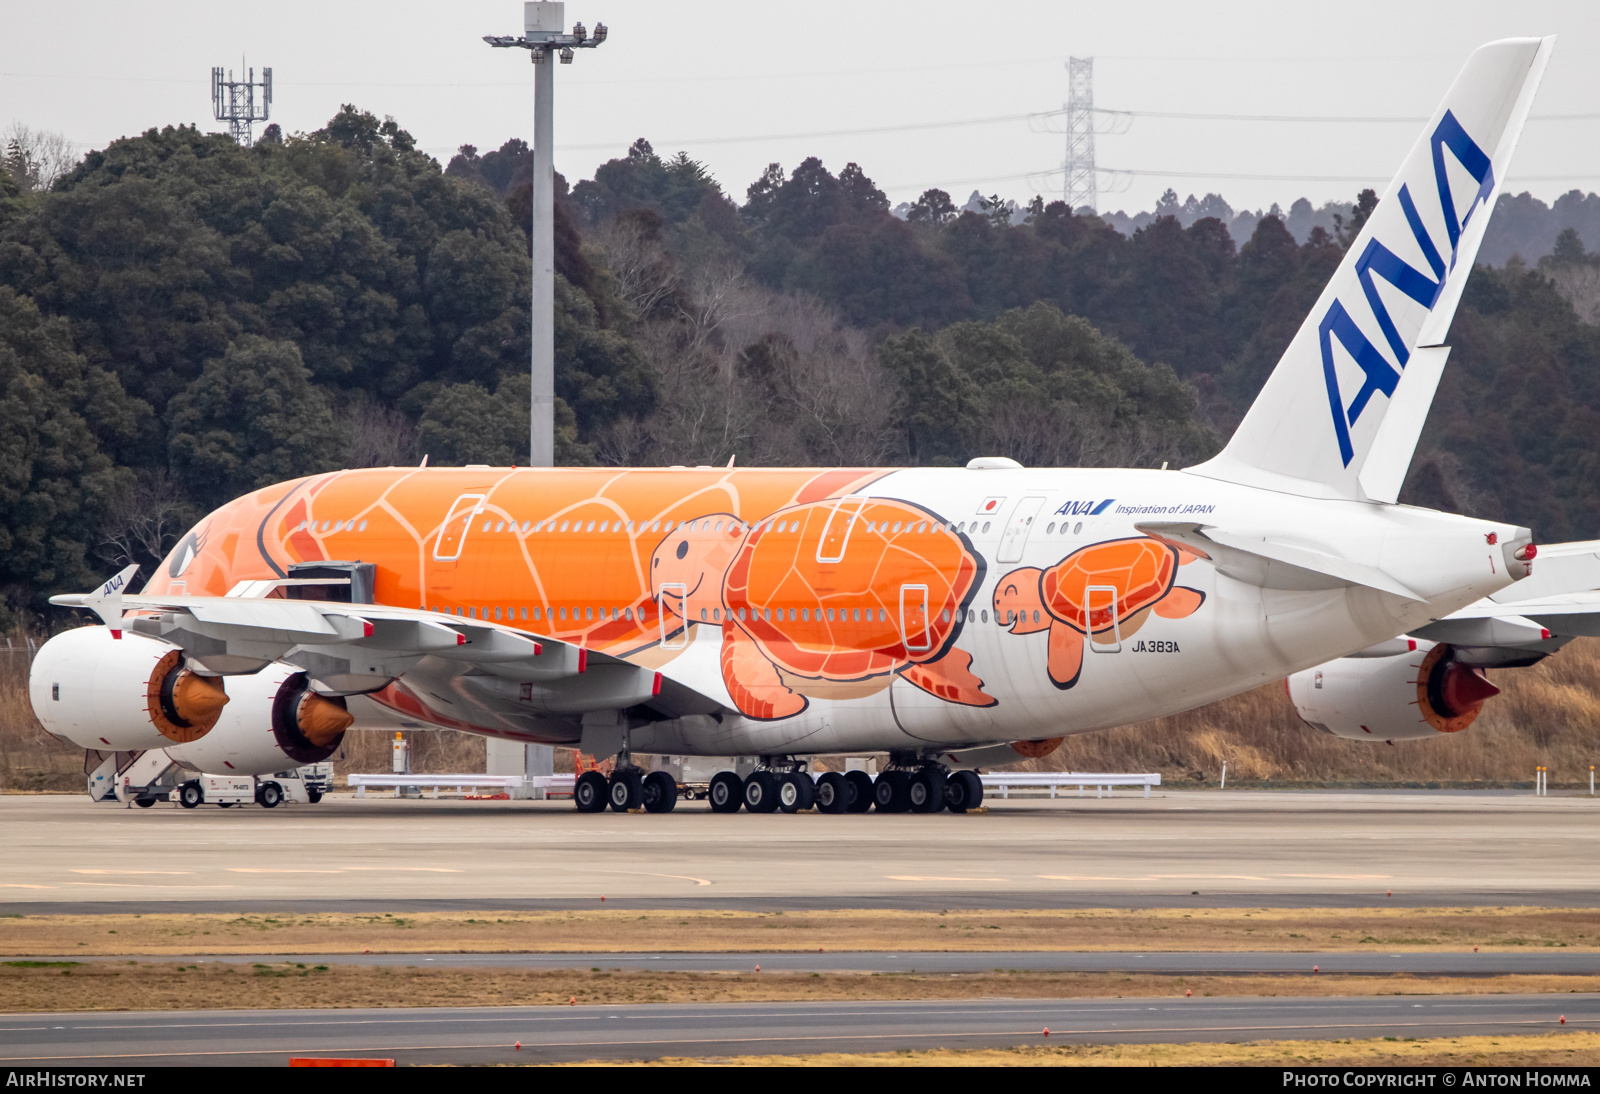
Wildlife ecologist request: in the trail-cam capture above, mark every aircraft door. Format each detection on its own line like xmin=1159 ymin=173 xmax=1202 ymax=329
xmin=1087 ymin=584 xmax=1122 ymax=652
xmin=816 ymin=496 xmax=866 ymax=564
xmin=425 ymin=493 xmax=486 ymax=612
xmin=659 ymin=583 xmax=688 ymax=650
xmin=996 ymin=496 xmax=1046 ymax=563
xmin=433 ymin=494 xmax=485 ymax=562
xmin=899 ymin=583 xmax=931 ymax=652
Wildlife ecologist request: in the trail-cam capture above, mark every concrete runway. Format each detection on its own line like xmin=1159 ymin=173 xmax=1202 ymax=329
xmin=2 ymin=790 xmax=1596 ymax=911
xmin=19 ymin=950 xmax=1600 ymax=975
xmin=3 ymin=994 xmax=1593 ymax=1065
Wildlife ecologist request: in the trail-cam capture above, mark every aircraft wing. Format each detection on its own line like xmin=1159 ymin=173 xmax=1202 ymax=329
xmin=1408 ymin=541 xmax=1600 ymax=666
xmin=49 ymin=586 xmax=726 ymax=723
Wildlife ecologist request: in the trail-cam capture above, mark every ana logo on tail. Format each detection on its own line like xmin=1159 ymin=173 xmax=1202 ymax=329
xmin=1323 ymin=111 xmax=1493 ymax=466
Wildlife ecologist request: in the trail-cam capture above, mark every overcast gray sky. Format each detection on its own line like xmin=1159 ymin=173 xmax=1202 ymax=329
xmin=3 ymin=0 xmax=1597 ymax=215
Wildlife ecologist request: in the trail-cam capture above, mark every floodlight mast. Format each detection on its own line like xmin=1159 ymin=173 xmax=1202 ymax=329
xmin=484 ymin=3 xmax=608 ymax=469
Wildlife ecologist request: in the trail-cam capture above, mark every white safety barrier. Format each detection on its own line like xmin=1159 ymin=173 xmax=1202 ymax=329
xmin=349 ymin=773 xmax=576 ymax=798
xmin=979 ymin=772 xmax=1162 ymax=799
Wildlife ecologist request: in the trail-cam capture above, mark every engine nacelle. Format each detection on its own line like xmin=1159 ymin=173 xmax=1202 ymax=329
xmin=30 ymin=627 xmax=229 ymax=751
xmin=166 ymin=664 xmax=354 ymax=774
xmin=1288 ymin=639 xmax=1500 ymax=742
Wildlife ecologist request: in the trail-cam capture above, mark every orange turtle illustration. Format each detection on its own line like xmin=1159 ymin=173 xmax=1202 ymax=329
xmin=650 ymin=499 xmax=992 ymax=720
xmin=994 ymin=537 xmax=1205 ymax=690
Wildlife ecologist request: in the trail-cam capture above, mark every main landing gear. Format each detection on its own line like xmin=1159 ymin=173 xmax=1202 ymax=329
xmin=573 ymin=752 xmax=679 ymax=815
xmin=571 ymin=745 xmax=983 ymax=816
xmin=706 ymin=755 xmax=982 ymax=815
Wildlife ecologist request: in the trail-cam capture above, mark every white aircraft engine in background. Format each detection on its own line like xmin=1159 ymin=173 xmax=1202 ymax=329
xmin=165 ymin=664 xmax=354 ymax=774
xmin=29 ymin=626 xmax=228 ymax=751
xmin=1287 ymin=639 xmax=1501 ymax=742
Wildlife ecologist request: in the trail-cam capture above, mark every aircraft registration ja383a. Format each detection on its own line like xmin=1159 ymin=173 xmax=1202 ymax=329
xmin=33 ymin=36 xmax=1600 ymax=816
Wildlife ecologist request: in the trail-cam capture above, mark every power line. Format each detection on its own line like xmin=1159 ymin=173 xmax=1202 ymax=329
xmin=552 ymin=113 xmax=1029 ymax=152
xmin=886 ymin=168 xmax=1600 ymax=194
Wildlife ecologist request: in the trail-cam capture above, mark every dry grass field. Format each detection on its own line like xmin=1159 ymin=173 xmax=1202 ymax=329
xmin=2 ymin=906 xmax=1594 ymax=957
xmin=572 ymin=1032 xmax=1600 ymax=1067
xmin=2 ymin=960 xmax=1596 ymax=1013
xmin=5 ymin=632 xmax=1598 ymax=792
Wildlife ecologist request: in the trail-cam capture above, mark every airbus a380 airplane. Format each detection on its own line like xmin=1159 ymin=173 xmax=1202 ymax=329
xmin=30 ymin=37 xmax=1597 ymax=816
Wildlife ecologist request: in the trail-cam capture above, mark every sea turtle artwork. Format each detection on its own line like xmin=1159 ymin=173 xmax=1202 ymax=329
xmin=651 ymin=499 xmax=993 ymax=720
xmin=994 ymin=537 xmax=1205 ymax=690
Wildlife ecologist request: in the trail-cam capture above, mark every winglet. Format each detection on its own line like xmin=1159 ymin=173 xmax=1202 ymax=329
xmin=88 ymin=564 xmax=140 ymax=638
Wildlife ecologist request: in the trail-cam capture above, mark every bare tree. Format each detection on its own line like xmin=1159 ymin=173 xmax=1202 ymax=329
xmin=594 ymin=269 xmax=899 ymax=469
xmin=1 ymin=124 xmax=81 ymax=192
xmin=344 ymin=398 xmax=419 ymax=468
xmin=588 ymin=217 xmax=682 ymax=320
xmin=1548 ymin=265 xmax=1600 ymax=326
xmin=97 ymin=471 xmax=196 ymax=585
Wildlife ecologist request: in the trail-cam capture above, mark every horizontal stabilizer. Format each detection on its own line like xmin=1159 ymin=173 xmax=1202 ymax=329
xmin=1487 ymin=539 xmax=1600 ymax=604
xmin=1137 ymin=521 xmax=1423 ymax=601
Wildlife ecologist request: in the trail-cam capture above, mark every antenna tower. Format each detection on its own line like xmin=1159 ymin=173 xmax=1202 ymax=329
xmin=211 ymin=65 xmax=272 ymax=146
xmin=1063 ymin=57 xmax=1096 ymax=213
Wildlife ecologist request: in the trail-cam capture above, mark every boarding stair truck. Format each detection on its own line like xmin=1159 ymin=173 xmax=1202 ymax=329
xmin=84 ymin=748 xmax=187 ymax=807
xmin=170 ymin=762 xmax=333 ymax=809
xmin=83 ymin=747 xmax=333 ymax=809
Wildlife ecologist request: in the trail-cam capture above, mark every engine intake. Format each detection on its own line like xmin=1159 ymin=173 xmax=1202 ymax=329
xmin=1287 ymin=638 xmax=1499 ymax=742
xmin=31 ymin=627 xmax=228 ymax=751
xmin=273 ymin=674 xmax=355 ymax=764
xmin=166 ymin=667 xmax=354 ymax=774
xmin=1418 ymin=643 xmax=1500 ymax=731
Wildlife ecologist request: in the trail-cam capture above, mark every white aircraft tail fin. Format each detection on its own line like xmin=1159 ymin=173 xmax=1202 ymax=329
xmin=1189 ymin=37 xmax=1554 ymax=502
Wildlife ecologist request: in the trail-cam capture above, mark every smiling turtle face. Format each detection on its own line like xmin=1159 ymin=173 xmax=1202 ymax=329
xmin=649 ymin=514 xmax=744 ymax=621
xmin=993 ymin=568 xmax=1050 ymax=634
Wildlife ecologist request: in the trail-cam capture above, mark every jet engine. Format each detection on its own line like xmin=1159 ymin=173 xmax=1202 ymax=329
xmin=30 ymin=627 xmax=229 ymax=751
xmin=165 ymin=664 xmax=354 ymax=774
xmin=1287 ymin=639 xmax=1500 ymax=741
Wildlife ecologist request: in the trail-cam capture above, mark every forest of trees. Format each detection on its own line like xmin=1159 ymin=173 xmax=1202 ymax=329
xmin=0 ymin=110 xmax=1598 ymax=631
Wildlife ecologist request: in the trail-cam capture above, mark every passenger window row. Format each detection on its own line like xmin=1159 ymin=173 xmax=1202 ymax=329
xmin=430 ymin=603 xmax=657 ymax=623
xmin=298 ymin=519 xmax=368 ymax=533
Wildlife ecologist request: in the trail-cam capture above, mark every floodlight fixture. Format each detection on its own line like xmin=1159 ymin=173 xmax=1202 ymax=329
xmin=560 ymin=47 xmax=574 ymax=63
xmin=592 ymin=23 xmax=607 ymax=43
xmin=573 ymin=22 xmax=587 ymax=41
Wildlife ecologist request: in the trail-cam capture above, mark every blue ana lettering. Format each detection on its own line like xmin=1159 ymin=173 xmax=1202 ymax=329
xmin=1323 ymin=108 xmax=1493 ymax=467
xmin=1054 ymin=499 xmax=1115 ymax=517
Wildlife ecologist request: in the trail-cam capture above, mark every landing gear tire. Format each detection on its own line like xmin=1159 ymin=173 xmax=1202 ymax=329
xmin=777 ymin=772 xmax=815 ymax=814
xmin=944 ymin=769 xmax=983 ymax=813
xmin=873 ymin=771 xmax=910 ymax=813
xmin=178 ymin=782 xmax=203 ymax=810
xmin=743 ymin=771 xmax=779 ymax=813
xmin=909 ymin=768 xmax=946 ymax=813
xmin=709 ymin=771 xmax=743 ymax=813
xmin=814 ymin=772 xmax=849 ymax=814
xmin=307 ymin=788 xmax=323 ymax=804
xmin=257 ymin=782 xmax=283 ymax=809
xmin=642 ymin=770 xmax=678 ymax=814
xmin=134 ymin=797 xmax=156 ymax=809
xmin=574 ymin=771 xmax=609 ymax=813
xmin=843 ymin=770 xmax=874 ymax=813
xmin=609 ymin=769 xmax=644 ymax=812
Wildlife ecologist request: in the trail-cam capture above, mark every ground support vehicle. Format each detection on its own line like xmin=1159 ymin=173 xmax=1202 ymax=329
xmin=169 ymin=763 xmax=332 ymax=810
